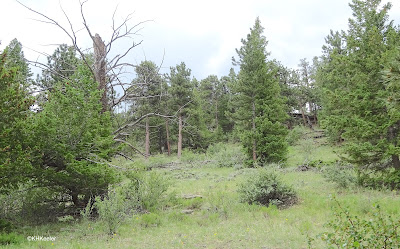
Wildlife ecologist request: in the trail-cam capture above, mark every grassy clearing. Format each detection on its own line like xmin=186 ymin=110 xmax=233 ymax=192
xmin=5 ymin=137 xmax=400 ymax=248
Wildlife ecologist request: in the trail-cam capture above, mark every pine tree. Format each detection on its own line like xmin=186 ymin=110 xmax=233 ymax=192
xmin=168 ymin=62 xmax=193 ymax=158
xmin=129 ymin=61 xmax=163 ymax=158
xmin=230 ymin=17 xmax=288 ymax=164
xmin=29 ymin=60 xmax=117 ymax=207
xmin=318 ymin=0 xmax=400 ymax=172
xmin=0 ymin=48 xmax=34 ymax=192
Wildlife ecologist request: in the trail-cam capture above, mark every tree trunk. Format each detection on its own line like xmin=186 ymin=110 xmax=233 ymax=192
xmin=165 ymin=119 xmax=171 ymax=156
xmin=178 ymin=113 xmax=182 ymax=158
xmin=300 ymin=105 xmax=307 ymax=126
xmin=145 ymin=117 xmax=150 ymax=159
xmin=93 ymin=34 xmax=107 ymax=113
xmin=215 ymin=99 xmax=219 ymax=130
xmin=252 ymin=101 xmax=257 ymax=161
xmin=158 ymin=126 xmax=163 ymax=154
xmin=392 ymin=154 xmax=400 ymax=170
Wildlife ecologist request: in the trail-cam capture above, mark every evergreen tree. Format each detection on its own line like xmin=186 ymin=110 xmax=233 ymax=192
xmin=4 ymin=39 xmax=32 ymax=85
xmin=129 ymin=61 xmax=163 ymax=157
xmin=39 ymin=44 xmax=79 ymax=90
xmin=168 ymin=62 xmax=193 ymax=158
xmin=230 ymin=17 xmax=288 ymax=164
xmin=29 ymin=60 xmax=117 ymax=207
xmin=0 ymin=48 xmax=34 ymax=192
xmin=318 ymin=0 xmax=400 ymax=172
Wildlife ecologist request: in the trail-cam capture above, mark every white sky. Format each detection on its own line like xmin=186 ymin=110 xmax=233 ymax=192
xmin=1 ymin=0 xmax=400 ymax=80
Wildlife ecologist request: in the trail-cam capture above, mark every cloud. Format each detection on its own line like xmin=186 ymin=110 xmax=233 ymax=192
xmin=2 ymin=0 xmax=400 ymax=80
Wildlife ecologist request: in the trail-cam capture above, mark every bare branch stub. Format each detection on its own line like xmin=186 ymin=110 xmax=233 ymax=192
xmin=93 ymin=34 xmax=108 ymax=112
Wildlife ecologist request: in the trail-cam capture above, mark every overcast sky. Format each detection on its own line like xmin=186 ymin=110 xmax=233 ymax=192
xmin=1 ymin=0 xmax=400 ymax=80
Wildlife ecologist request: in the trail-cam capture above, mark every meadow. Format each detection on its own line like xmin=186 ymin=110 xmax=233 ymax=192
xmin=3 ymin=131 xmax=400 ymax=249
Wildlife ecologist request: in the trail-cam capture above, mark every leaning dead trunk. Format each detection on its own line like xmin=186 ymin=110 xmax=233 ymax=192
xmin=93 ymin=34 xmax=107 ymax=113
xmin=177 ymin=113 xmax=182 ymax=158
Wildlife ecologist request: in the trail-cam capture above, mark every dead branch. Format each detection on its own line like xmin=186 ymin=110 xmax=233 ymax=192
xmin=114 ymin=139 xmax=146 ymax=157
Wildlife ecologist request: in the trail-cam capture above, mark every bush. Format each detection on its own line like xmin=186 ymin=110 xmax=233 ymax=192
xmin=206 ymin=143 xmax=246 ymax=168
xmin=137 ymin=213 xmax=162 ymax=228
xmin=315 ymin=197 xmax=400 ymax=248
xmin=286 ymin=125 xmax=308 ymax=145
xmin=358 ymin=168 xmax=400 ymax=190
xmin=238 ymin=170 xmax=297 ymax=208
xmin=0 ymin=219 xmax=13 ymax=234
xmin=322 ymin=161 xmax=357 ymax=189
xmin=124 ymin=171 xmax=170 ymax=212
xmin=95 ymin=188 xmax=128 ymax=235
xmin=0 ymin=184 xmax=70 ymax=225
xmin=0 ymin=232 xmax=24 ymax=245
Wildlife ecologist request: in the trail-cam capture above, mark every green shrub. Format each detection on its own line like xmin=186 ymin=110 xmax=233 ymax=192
xmin=322 ymin=162 xmax=357 ymax=189
xmin=315 ymin=197 xmax=400 ymax=248
xmin=358 ymin=168 xmax=400 ymax=190
xmin=0 ymin=232 xmax=24 ymax=245
xmin=95 ymin=188 xmax=128 ymax=235
xmin=286 ymin=125 xmax=307 ymax=145
xmin=138 ymin=213 xmax=162 ymax=227
xmin=0 ymin=184 xmax=68 ymax=225
xmin=206 ymin=143 xmax=246 ymax=168
xmin=0 ymin=219 xmax=13 ymax=234
xmin=124 ymin=171 xmax=170 ymax=212
xmin=238 ymin=170 xmax=297 ymax=208
xmin=205 ymin=191 xmax=231 ymax=219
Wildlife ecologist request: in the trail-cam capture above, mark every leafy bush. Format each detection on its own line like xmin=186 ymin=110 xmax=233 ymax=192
xmin=0 ymin=184 xmax=70 ymax=225
xmin=0 ymin=219 xmax=13 ymax=234
xmin=206 ymin=143 xmax=246 ymax=168
xmin=0 ymin=232 xmax=24 ymax=245
xmin=286 ymin=125 xmax=308 ymax=145
xmin=95 ymin=188 xmax=128 ymax=235
xmin=322 ymin=161 xmax=357 ymax=189
xmin=315 ymin=197 xmax=400 ymax=248
xmin=93 ymin=170 xmax=170 ymax=235
xmin=124 ymin=171 xmax=170 ymax=212
xmin=137 ymin=213 xmax=162 ymax=227
xmin=358 ymin=168 xmax=400 ymax=190
xmin=238 ymin=170 xmax=297 ymax=208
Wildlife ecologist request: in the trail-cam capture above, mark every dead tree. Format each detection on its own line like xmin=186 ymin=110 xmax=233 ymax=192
xmin=17 ymin=0 xmax=175 ymax=157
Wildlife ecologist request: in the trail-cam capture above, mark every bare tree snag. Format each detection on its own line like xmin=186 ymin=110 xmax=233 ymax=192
xmin=93 ymin=33 xmax=108 ymax=112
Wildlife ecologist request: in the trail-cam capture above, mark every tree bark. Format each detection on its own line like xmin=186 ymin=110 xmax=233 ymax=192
xmin=145 ymin=116 xmax=150 ymax=159
xmin=252 ymin=101 xmax=257 ymax=161
xmin=93 ymin=34 xmax=107 ymax=113
xmin=178 ymin=113 xmax=183 ymax=158
xmin=165 ymin=119 xmax=171 ymax=156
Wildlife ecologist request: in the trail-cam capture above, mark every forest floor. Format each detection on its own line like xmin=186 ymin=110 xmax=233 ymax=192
xmin=6 ymin=131 xmax=400 ymax=248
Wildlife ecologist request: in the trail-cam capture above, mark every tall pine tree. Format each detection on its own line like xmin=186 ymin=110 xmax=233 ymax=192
xmin=318 ymin=0 xmax=400 ymax=174
xmin=230 ymin=17 xmax=288 ymax=164
xmin=168 ymin=62 xmax=193 ymax=158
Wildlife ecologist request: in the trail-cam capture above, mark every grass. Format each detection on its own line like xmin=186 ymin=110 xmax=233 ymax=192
xmin=4 ymin=132 xmax=400 ymax=248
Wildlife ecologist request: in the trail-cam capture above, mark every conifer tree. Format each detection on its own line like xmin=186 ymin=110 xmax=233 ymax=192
xmin=168 ymin=62 xmax=193 ymax=158
xmin=0 ymin=48 xmax=34 ymax=192
xmin=319 ymin=0 xmax=400 ymax=172
xmin=230 ymin=17 xmax=288 ymax=164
